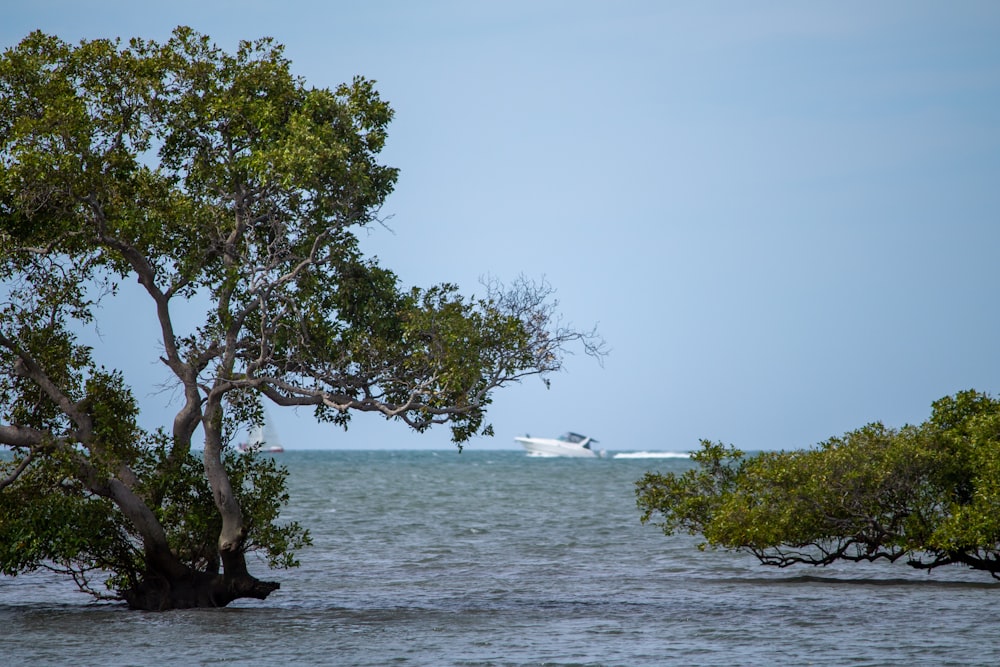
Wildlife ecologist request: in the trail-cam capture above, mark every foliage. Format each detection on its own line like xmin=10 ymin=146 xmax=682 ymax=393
xmin=0 ymin=27 xmax=602 ymax=607
xmin=0 ymin=436 xmax=308 ymax=598
xmin=636 ymin=391 xmax=1000 ymax=578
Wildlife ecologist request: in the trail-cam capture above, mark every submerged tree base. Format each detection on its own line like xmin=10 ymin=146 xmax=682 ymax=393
xmin=123 ymin=572 xmax=280 ymax=611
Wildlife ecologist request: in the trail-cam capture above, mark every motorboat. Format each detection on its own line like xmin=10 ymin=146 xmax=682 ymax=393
xmin=515 ymin=432 xmax=603 ymax=458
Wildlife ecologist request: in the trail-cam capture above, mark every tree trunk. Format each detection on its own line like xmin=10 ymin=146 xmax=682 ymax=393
xmin=112 ymin=398 xmax=283 ymax=611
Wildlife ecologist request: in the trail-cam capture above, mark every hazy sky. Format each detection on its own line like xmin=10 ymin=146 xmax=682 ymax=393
xmin=4 ymin=2 xmax=999 ymax=451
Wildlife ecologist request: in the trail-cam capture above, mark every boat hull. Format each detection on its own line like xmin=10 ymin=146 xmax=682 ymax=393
xmin=515 ymin=437 xmax=600 ymax=458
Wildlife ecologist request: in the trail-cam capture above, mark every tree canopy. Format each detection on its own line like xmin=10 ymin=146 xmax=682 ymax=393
xmin=0 ymin=27 xmax=603 ymax=609
xmin=636 ymin=391 xmax=1000 ymax=579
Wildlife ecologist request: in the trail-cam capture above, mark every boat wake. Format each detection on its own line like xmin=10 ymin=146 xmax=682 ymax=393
xmin=612 ymin=451 xmax=691 ymax=459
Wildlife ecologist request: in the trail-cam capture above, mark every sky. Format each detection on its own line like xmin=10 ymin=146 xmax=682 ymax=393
xmin=4 ymin=1 xmax=1000 ymax=451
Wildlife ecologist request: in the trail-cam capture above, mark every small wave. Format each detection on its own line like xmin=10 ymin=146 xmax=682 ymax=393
xmin=612 ymin=451 xmax=691 ymax=459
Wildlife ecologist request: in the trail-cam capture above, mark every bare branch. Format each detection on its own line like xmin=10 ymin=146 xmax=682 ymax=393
xmin=0 ymin=446 xmax=36 ymax=490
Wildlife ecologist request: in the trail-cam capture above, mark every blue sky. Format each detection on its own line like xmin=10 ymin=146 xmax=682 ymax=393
xmin=4 ymin=2 xmax=1000 ymax=451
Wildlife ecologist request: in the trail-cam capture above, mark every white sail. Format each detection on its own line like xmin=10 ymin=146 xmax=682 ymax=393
xmin=241 ymin=409 xmax=284 ymax=452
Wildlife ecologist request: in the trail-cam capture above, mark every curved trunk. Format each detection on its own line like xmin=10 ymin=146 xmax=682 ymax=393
xmin=109 ymin=457 xmax=280 ymax=610
xmin=104 ymin=479 xmax=188 ymax=581
xmin=121 ymin=394 xmax=280 ymax=612
xmin=203 ymin=408 xmax=246 ymax=556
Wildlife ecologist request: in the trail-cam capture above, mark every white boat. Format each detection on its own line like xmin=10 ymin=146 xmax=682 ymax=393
xmin=515 ymin=432 xmax=603 ymax=458
xmin=238 ymin=411 xmax=285 ymax=453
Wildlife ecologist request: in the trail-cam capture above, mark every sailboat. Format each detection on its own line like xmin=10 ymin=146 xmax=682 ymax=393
xmin=237 ymin=410 xmax=285 ymax=453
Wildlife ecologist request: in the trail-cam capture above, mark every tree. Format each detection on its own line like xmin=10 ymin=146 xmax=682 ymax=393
xmin=636 ymin=391 xmax=1000 ymax=579
xmin=0 ymin=28 xmax=604 ymax=610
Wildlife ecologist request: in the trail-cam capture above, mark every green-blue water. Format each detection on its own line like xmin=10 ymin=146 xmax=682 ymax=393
xmin=3 ymin=449 xmax=1000 ymax=666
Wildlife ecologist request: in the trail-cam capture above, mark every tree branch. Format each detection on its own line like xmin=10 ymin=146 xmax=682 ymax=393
xmin=0 ymin=443 xmax=36 ymax=490
xmin=0 ymin=330 xmax=94 ymax=438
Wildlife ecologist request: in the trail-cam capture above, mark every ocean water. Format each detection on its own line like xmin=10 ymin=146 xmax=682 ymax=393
xmin=3 ymin=449 xmax=1000 ymax=666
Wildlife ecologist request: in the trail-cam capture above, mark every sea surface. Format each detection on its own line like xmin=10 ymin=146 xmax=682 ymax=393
xmin=3 ymin=449 xmax=1000 ymax=666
